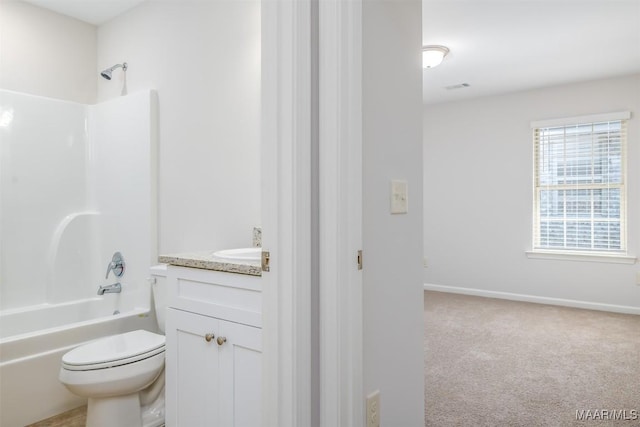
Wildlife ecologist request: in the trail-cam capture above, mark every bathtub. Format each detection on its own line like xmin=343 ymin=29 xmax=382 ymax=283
xmin=0 ymin=299 xmax=157 ymax=426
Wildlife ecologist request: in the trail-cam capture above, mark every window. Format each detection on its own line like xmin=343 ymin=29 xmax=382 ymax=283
xmin=532 ymin=112 xmax=630 ymax=254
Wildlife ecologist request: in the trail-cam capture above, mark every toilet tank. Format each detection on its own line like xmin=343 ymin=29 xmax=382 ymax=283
xmin=149 ymin=264 xmax=168 ymax=333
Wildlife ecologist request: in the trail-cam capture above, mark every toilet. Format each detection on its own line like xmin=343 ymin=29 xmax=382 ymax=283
xmin=59 ymin=265 xmax=167 ymax=427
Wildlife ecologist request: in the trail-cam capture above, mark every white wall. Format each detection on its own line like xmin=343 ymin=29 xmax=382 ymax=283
xmin=423 ymin=74 xmax=640 ymax=312
xmin=362 ymin=0 xmax=425 ymax=425
xmin=97 ymin=0 xmax=261 ymax=255
xmin=0 ymin=0 xmax=97 ymax=104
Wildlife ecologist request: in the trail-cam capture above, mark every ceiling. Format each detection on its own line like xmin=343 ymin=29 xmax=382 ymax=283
xmin=20 ymin=0 xmax=640 ymax=105
xmin=22 ymin=0 xmax=144 ymax=25
xmin=423 ymin=0 xmax=640 ymax=105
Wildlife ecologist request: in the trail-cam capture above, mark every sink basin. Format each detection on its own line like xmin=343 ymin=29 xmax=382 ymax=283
xmin=212 ymin=247 xmax=261 ymax=263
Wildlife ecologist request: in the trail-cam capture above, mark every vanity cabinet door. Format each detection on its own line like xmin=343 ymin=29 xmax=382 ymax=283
xmin=165 ymin=308 xmax=220 ymax=427
xmin=166 ymin=308 xmax=262 ymax=427
xmin=218 ymin=320 xmax=262 ymax=427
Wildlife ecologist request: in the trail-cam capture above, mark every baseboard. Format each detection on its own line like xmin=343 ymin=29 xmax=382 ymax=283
xmin=423 ymin=283 xmax=640 ymax=315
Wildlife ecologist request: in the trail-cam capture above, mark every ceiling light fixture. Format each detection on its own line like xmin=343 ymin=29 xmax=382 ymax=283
xmin=422 ymin=45 xmax=450 ymax=69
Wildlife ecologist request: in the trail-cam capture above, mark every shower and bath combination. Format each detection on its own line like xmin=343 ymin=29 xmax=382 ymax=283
xmin=100 ymin=62 xmax=128 ymax=80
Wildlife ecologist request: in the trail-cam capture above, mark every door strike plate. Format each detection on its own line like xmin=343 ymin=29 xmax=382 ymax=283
xmin=262 ymin=250 xmax=271 ymax=272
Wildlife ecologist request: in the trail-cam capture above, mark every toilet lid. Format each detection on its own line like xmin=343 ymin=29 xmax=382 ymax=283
xmin=62 ymin=330 xmax=165 ymax=371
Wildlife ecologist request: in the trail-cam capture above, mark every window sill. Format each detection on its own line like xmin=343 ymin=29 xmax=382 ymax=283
xmin=525 ymin=250 xmax=637 ymax=265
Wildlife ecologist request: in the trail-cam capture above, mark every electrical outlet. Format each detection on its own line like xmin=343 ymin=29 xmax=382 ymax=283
xmin=423 ymin=257 xmax=428 ymax=268
xmin=366 ymin=391 xmax=380 ymax=427
xmin=636 ymin=272 xmax=640 ymax=285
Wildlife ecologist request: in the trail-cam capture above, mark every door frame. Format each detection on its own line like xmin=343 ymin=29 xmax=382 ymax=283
xmin=318 ymin=0 xmax=363 ymax=426
xmin=261 ymin=0 xmax=312 ymax=426
xmin=261 ymin=0 xmax=363 ymax=425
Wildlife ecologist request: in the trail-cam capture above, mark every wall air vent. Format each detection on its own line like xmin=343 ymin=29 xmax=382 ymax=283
xmin=444 ymin=83 xmax=470 ymax=90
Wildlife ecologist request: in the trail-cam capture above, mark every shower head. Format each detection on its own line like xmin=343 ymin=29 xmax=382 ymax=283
xmin=100 ymin=62 xmax=128 ymax=80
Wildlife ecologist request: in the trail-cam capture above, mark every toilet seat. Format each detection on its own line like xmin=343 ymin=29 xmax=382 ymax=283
xmin=62 ymin=330 xmax=165 ymax=371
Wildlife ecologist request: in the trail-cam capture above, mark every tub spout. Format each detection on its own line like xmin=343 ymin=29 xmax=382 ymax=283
xmin=98 ymin=282 xmax=122 ymax=295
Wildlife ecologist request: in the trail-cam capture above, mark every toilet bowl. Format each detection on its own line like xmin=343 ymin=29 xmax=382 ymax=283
xmin=59 ymin=265 xmax=167 ymax=427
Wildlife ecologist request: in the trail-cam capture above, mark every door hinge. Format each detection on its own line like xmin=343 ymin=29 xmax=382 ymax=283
xmin=357 ymin=250 xmax=363 ymax=270
xmin=261 ymin=250 xmax=270 ymax=272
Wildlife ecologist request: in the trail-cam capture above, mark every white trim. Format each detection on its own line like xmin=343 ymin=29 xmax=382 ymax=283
xmin=423 ymin=283 xmax=640 ymax=315
xmin=319 ymin=0 xmax=363 ymax=426
xmin=261 ymin=0 xmax=312 ymax=426
xmin=530 ymin=111 xmax=631 ymax=128
xmin=526 ymin=250 xmax=636 ymax=264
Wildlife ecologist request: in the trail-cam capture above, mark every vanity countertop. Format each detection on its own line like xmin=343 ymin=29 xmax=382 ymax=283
xmin=158 ymin=251 xmax=262 ymax=276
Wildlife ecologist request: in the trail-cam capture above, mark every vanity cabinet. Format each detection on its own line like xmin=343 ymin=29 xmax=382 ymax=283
xmin=165 ymin=266 xmax=261 ymax=427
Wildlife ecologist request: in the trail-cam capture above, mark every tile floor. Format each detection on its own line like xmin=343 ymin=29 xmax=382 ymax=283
xmin=26 ymin=406 xmax=86 ymax=427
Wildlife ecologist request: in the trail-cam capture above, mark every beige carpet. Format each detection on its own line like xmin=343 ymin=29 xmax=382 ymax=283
xmin=424 ymin=291 xmax=640 ymax=426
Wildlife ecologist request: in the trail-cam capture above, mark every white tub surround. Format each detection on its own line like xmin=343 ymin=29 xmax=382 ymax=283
xmin=1 ymin=89 xmax=158 ymax=315
xmin=158 ymin=251 xmax=261 ymax=276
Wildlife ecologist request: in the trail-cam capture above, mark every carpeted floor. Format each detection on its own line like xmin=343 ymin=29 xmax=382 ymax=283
xmin=424 ymin=291 xmax=640 ymax=426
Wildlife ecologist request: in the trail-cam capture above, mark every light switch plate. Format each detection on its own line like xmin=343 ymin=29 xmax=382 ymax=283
xmin=390 ymin=180 xmax=408 ymax=214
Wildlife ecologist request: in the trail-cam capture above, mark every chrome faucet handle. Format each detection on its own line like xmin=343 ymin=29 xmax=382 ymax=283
xmin=105 ymin=261 xmax=115 ymax=278
xmin=105 ymin=252 xmax=125 ymax=279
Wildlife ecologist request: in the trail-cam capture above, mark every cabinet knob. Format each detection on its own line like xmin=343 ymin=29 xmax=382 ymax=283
xmin=217 ymin=336 xmax=227 ymax=346
xmin=205 ymin=333 xmax=215 ymax=342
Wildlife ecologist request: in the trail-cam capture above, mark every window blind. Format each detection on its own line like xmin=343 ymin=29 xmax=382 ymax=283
xmin=532 ymin=114 xmax=628 ymax=253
